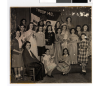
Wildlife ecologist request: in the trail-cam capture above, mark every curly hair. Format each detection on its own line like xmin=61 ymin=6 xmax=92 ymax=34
xmin=82 ymin=24 xmax=89 ymax=31
xmin=63 ymin=48 xmax=69 ymax=56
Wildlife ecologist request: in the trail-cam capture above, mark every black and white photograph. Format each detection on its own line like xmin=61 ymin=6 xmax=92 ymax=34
xmin=10 ymin=6 xmax=92 ymax=83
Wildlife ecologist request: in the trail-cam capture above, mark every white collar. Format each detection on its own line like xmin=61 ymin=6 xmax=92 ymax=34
xmin=64 ymin=54 xmax=68 ymax=57
xmin=38 ymin=32 xmax=43 ymax=33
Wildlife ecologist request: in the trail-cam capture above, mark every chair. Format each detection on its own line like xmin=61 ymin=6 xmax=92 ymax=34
xmin=23 ymin=67 xmax=35 ymax=82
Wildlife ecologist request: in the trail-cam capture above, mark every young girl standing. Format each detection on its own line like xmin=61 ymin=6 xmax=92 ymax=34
xmin=76 ymin=25 xmax=82 ymax=41
xmin=42 ymin=49 xmax=57 ymax=77
xmin=45 ymin=25 xmax=55 ymax=56
xmin=54 ymin=28 xmax=63 ymax=64
xmin=36 ymin=26 xmax=45 ymax=61
xmin=78 ymin=33 xmax=89 ymax=75
xmin=61 ymin=23 xmax=69 ymax=50
xmin=82 ymin=24 xmax=91 ymax=56
xmin=67 ymin=28 xmax=79 ymax=64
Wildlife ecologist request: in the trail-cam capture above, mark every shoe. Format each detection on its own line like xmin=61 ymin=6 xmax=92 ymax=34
xmin=83 ymin=72 xmax=86 ymax=75
xmin=51 ymin=75 xmax=54 ymax=78
xmin=47 ymin=74 xmax=54 ymax=78
xmin=62 ymin=73 xmax=65 ymax=76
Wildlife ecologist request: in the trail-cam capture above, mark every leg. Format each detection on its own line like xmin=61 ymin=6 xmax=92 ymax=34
xmin=18 ymin=67 xmax=21 ymax=77
xmin=14 ymin=67 xmax=18 ymax=79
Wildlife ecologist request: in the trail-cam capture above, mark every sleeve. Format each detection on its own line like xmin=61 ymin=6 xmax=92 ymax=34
xmin=11 ymin=40 xmax=15 ymax=50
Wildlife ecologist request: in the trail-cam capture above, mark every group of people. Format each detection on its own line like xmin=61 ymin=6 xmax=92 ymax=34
xmin=11 ymin=17 xmax=91 ymax=81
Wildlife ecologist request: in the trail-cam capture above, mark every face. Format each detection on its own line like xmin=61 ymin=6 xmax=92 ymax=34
xmin=77 ymin=27 xmax=81 ymax=32
xmin=57 ymin=29 xmax=61 ymax=34
xmin=48 ymin=26 xmax=52 ymax=31
xmin=62 ymin=26 xmax=66 ymax=30
xmin=30 ymin=24 xmax=33 ymax=29
xmin=81 ymin=34 xmax=85 ymax=40
xmin=83 ymin=25 xmax=88 ymax=31
xmin=39 ymin=27 xmax=42 ymax=32
xmin=20 ymin=26 xmax=25 ymax=32
xmin=26 ymin=43 xmax=31 ymax=50
xmin=64 ymin=49 xmax=68 ymax=55
xmin=40 ymin=21 xmax=43 ymax=25
xmin=67 ymin=17 xmax=71 ymax=22
xmin=47 ymin=22 xmax=51 ymax=26
xmin=71 ymin=29 xmax=75 ymax=34
xmin=46 ymin=50 xmax=50 ymax=55
xmin=16 ymin=31 xmax=20 ymax=37
xmin=57 ymin=22 xmax=60 ymax=27
xmin=22 ymin=20 xmax=26 ymax=25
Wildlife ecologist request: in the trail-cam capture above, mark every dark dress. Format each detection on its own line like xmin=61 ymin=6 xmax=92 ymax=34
xmin=45 ymin=31 xmax=55 ymax=55
xmin=22 ymin=48 xmax=45 ymax=80
xmin=11 ymin=38 xmax=24 ymax=68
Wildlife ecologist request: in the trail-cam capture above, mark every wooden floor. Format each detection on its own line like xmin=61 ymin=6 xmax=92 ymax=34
xmin=11 ymin=57 xmax=92 ymax=83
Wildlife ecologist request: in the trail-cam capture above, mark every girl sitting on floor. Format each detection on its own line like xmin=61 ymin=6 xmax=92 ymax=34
xmin=57 ymin=48 xmax=71 ymax=75
xmin=42 ymin=49 xmax=57 ymax=78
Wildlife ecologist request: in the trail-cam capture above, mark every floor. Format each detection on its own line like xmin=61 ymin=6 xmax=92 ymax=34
xmin=11 ymin=57 xmax=92 ymax=83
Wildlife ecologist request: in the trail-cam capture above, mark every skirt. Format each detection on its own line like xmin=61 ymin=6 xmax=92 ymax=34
xmin=12 ymin=54 xmax=24 ymax=68
xmin=78 ymin=48 xmax=88 ymax=63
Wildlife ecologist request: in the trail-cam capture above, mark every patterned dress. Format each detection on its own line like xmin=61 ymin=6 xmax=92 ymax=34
xmin=57 ymin=55 xmax=71 ymax=74
xmin=82 ymin=31 xmax=91 ymax=56
xmin=78 ymin=40 xmax=89 ymax=63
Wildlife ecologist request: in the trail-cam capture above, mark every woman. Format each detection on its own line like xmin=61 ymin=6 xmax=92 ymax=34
xmin=82 ymin=24 xmax=91 ymax=56
xmin=78 ymin=33 xmax=89 ymax=75
xmin=67 ymin=28 xmax=79 ymax=64
xmin=54 ymin=21 xmax=61 ymax=33
xmin=57 ymin=48 xmax=71 ymax=75
xmin=25 ymin=22 xmax=38 ymax=60
xmin=17 ymin=19 xmax=27 ymax=32
xmin=45 ymin=25 xmax=55 ymax=56
xmin=11 ymin=30 xmax=24 ymax=80
xmin=76 ymin=25 xmax=82 ymax=41
xmin=61 ymin=23 xmax=69 ymax=50
xmin=54 ymin=28 xmax=63 ymax=64
xmin=66 ymin=16 xmax=73 ymax=30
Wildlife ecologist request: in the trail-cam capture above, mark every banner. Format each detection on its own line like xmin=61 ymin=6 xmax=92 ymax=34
xmin=31 ymin=8 xmax=61 ymax=21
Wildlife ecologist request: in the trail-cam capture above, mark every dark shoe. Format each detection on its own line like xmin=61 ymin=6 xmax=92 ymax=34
xmin=31 ymin=78 xmax=35 ymax=81
xmin=51 ymin=75 xmax=54 ymax=78
xmin=83 ymin=72 xmax=86 ymax=75
xmin=47 ymin=74 xmax=54 ymax=78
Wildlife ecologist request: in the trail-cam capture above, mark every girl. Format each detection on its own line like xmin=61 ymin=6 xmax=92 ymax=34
xmin=17 ymin=19 xmax=27 ymax=31
xmin=76 ymin=25 xmax=82 ymax=41
xmin=61 ymin=23 xmax=69 ymax=50
xmin=67 ymin=28 xmax=79 ymax=64
xmin=54 ymin=21 xmax=61 ymax=33
xmin=54 ymin=28 xmax=63 ymax=64
xmin=66 ymin=16 xmax=73 ymax=30
xmin=11 ymin=30 xmax=24 ymax=80
xmin=36 ymin=26 xmax=45 ymax=61
xmin=57 ymin=48 xmax=71 ymax=75
xmin=78 ymin=33 xmax=89 ymax=75
xmin=82 ymin=24 xmax=91 ymax=56
xmin=42 ymin=49 xmax=57 ymax=77
xmin=45 ymin=25 xmax=55 ymax=56
xmin=25 ymin=22 xmax=38 ymax=60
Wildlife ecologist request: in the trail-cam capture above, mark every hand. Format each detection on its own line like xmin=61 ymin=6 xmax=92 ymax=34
xmin=19 ymin=51 xmax=22 ymax=54
xmin=45 ymin=39 xmax=48 ymax=42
